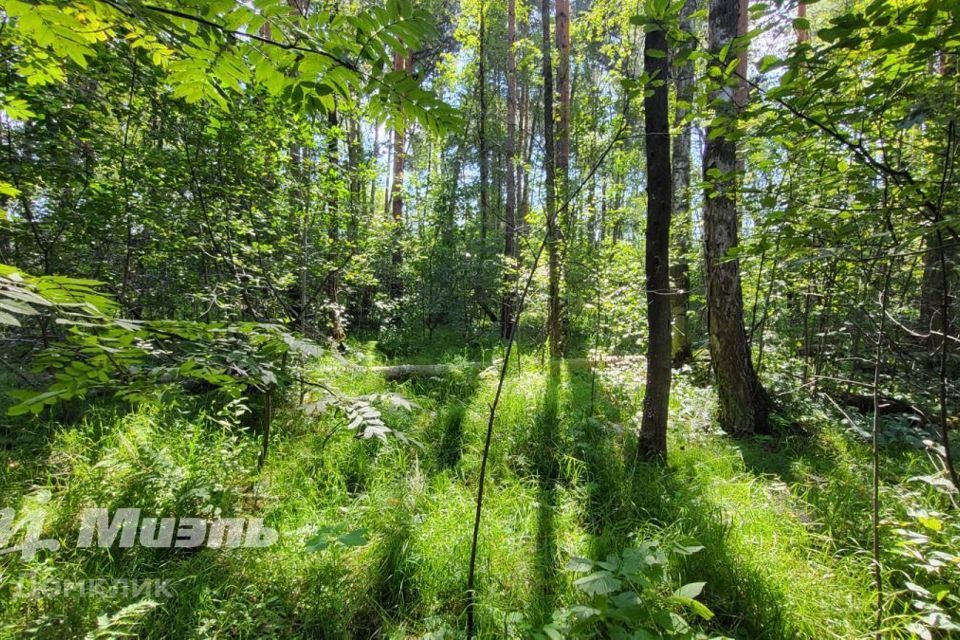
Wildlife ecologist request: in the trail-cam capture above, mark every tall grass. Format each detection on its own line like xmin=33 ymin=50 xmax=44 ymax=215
xmin=0 ymin=349 xmax=949 ymax=638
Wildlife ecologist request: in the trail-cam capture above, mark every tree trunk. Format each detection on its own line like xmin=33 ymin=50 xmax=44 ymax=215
xmin=795 ymin=1 xmax=809 ymax=42
xmin=555 ymin=0 xmax=570 ymax=186
xmin=325 ymin=109 xmax=346 ymax=343
xmin=476 ymin=2 xmax=492 ymax=327
xmin=389 ymin=51 xmax=412 ymax=301
xmin=638 ymin=26 xmax=672 ymax=460
xmin=670 ymin=0 xmax=696 ymax=365
xmin=501 ymin=0 xmax=519 ymax=339
xmin=478 ymin=2 xmax=489 ymax=259
xmin=347 ymin=118 xmax=362 ymax=244
xmin=920 ymin=229 xmax=957 ymax=354
xmin=703 ymin=0 xmax=769 ymax=435
xmin=555 ymin=0 xmax=571 ymax=353
xmin=542 ymin=0 xmax=561 ymax=359
xmin=734 ymin=0 xmax=748 ymax=110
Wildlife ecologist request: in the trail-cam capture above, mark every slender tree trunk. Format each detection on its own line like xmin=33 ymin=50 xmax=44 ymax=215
xmin=325 ymin=109 xmax=346 ymax=343
xmin=795 ymin=1 xmax=809 ymax=42
xmin=477 ymin=2 xmax=492 ymax=324
xmin=936 ymin=226 xmax=960 ymax=492
xmin=933 ymin=121 xmax=960 ymax=492
xmin=390 ymin=51 xmax=412 ymax=300
xmin=921 ymin=230 xmax=957 ymax=352
xmin=703 ymin=0 xmax=769 ymax=435
xmin=734 ymin=0 xmax=748 ymax=110
xmin=555 ymin=0 xmax=569 ymax=181
xmin=347 ymin=118 xmax=362 ymax=244
xmin=670 ymin=0 xmax=696 ymax=365
xmin=520 ymin=79 xmax=535 ymax=241
xmin=478 ymin=2 xmax=489 ymax=257
xmin=542 ymin=0 xmax=560 ymax=359
xmin=555 ymin=0 xmax=570 ymax=353
xmin=638 ymin=26 xmax=672 ymax=460
xmin=871 ymin=260 xmax=892 ymax=638
xmin=501 ymin=0 xmax=519 ymax=339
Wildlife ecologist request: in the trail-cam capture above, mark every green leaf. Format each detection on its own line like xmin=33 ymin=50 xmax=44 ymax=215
xmin=0 ymin=310 xmax=21 ymax=326
xmin=565 ymin=556 xmax=595 ymax=572
xmin=337 ymin=529 xmax=368 ymax=547
xmin=917 ymin=515 xmax=943 ymax=532
xmin=542 ymin=625 xmax=565 ymax=640
xmin=758 ymin=54 xmax=780 ymax=73
xmin=669 ymin=595 xmax=715 ymax=620
xmin=674 ymin=581 xmax=706 ymax=599
xmin=874 ymin=31 xmax=915 ymax=49
xmin=573 ymin=570 xmax=622 ymax=596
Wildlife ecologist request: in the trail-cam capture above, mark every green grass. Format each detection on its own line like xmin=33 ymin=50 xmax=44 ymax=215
xmin=0 ymin=349 xmax=955 ymax=638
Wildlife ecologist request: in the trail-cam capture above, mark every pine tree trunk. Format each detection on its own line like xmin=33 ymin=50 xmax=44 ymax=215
xmin=555 ymin=0 xmax=571 ymax=353
xmin=542 ymin=0 xmax=561 ymax=359
xmin=638 ymin=26 xmax=672 ymax=460
xmin=703 ymin=0 xmax=769 ymax=435
xmin=477 ymin=4 xmax=491 ymax=325
xmin=501 ymin=0 xmax=519 ymax=339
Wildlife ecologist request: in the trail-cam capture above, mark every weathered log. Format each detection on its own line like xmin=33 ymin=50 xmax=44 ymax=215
xmin=363 ymin=355 xmax=646 ymax=381
xmin=839 ymin=391 xmax=929 ymax=423
xmin=368 ymin=363 xmax=482 ymax=380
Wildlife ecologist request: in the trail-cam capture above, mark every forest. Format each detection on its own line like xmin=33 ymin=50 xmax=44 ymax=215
xmin=0 ymin=0 xmax=959 ymax=637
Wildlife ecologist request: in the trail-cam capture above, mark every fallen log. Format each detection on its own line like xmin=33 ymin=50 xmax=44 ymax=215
xmin=362 ymin=355 xmax=646 ymax=381
xmin=369 ymin=363 xmax=482 ymax=380
xmin=838 ymin=391 xmax=929 ymax=424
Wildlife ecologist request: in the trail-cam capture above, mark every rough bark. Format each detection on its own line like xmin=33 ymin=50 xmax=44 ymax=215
xmin=670 ymin=0 xmax=696 ymax=365
xmin=542 ymin=0 xmax=561 ymax=359
xmin=555 ymin=0 xmax=571 ymax=353
xmin=501 ymin=0 xmax=519 ymax=339
xmin=638 ymin=26 xmax=672 ymax=460
xmin=703 ymin=0 xmax=769 ymax=435
xmin=734 ymin=0 xmax=748 ymax=110
xmin=555 ymin=0 xmax=570 ymax=187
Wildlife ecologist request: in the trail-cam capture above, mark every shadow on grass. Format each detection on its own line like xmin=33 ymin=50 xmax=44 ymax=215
xmin=558 ymin=365 xmax=797 ymax=638
xmin=733 ymin=428 xmax=874 ymax=550
xmin=408 ymin=371 xmax=482 ymax=472
xmin=529 ymin=360 xmax=562 ymax=629
xmin=636 ymin=462 xmax=792 ymax=638
xmin=436 ymin=401 xmax=469 ymax=471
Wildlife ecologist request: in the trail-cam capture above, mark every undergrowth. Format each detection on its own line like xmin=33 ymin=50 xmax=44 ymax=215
xmin=0 ymin=343 xmax=955 ymax=639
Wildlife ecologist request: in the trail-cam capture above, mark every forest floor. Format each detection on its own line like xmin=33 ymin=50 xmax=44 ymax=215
xmin=0 ymin=333 xmax=951 ymax=638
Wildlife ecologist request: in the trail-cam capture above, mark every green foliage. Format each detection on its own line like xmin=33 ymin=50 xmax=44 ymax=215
xmin=85 ymin=600 xmax=159 ymax=640
xmin=302 ymin=388 xmax=419 ymax=443
xmin=305 ymin=524 xmax=369 ymax=551
xmin=1 ymin=0 xmax=960 ymax=637
xmin=1 ymin=0 xmax=459 ymax=132
xmin=890 ymin=506 xmax=960 ymax=639
xmin=1 ymin=263 xmax=320 ymax=414
xmin=0 ymin=263 xmax=117 ymax=325
xmin=543 ymin=541 xmax=721 ymax=640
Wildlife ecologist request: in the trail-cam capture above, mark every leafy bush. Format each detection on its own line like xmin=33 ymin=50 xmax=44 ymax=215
xmin=1 ymin=263 xmax=321 ymax=415
xmin=543 ymin=540 xmax=727 ymax=640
